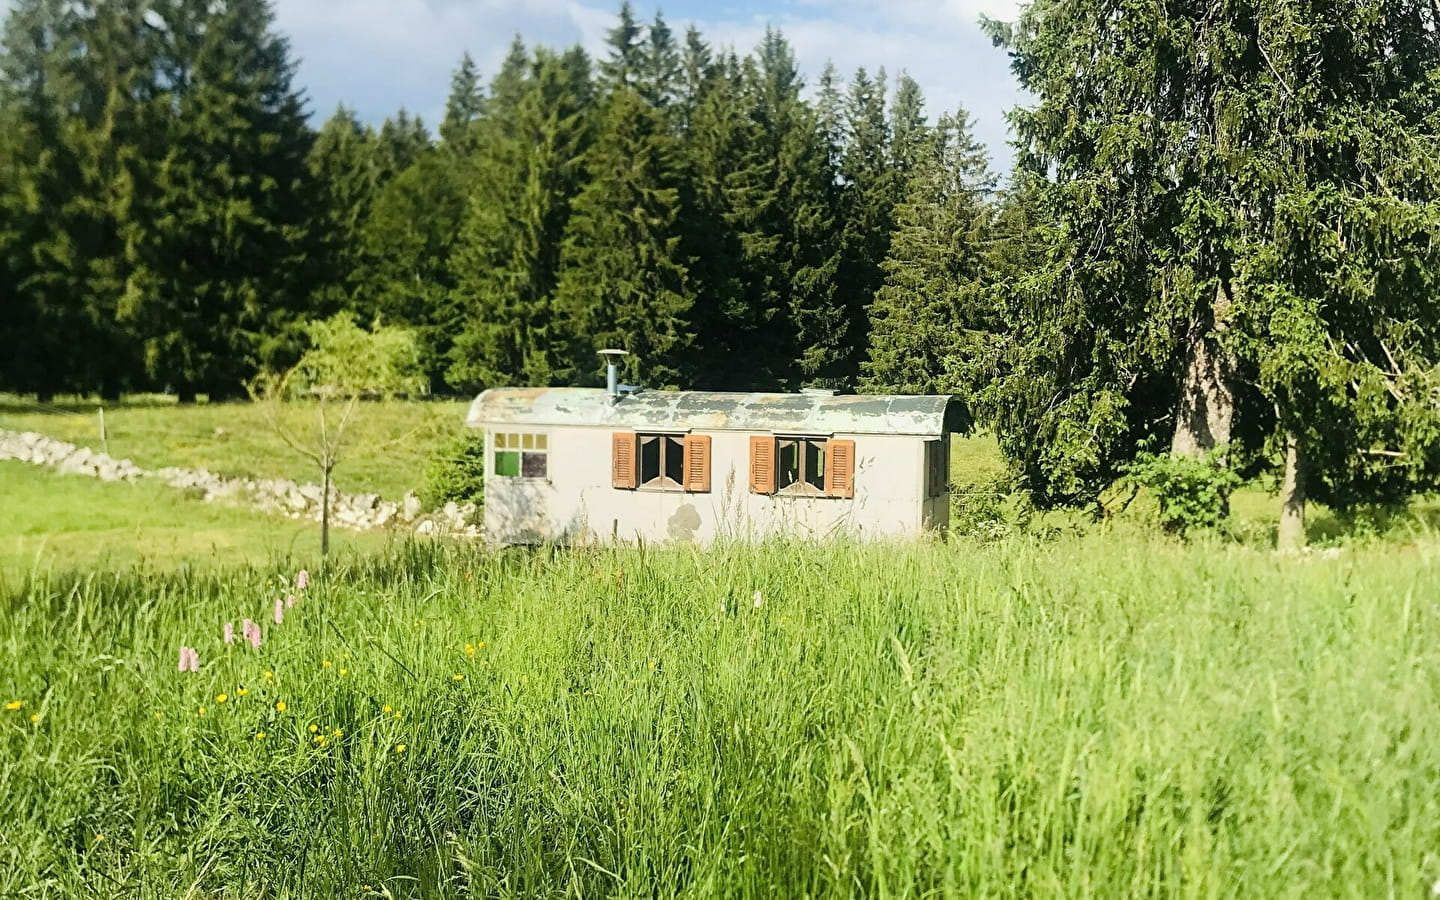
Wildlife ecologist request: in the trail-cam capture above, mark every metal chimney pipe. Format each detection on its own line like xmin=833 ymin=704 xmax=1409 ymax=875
xmin=599 ymin=349 xmax=629 ymax=404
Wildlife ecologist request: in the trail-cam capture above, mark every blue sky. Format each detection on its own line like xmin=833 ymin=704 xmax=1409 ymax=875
xmin=270 ymin=0 xmax=1028 ymax=170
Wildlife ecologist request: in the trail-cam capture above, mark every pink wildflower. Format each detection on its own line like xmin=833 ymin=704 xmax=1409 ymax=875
xmin=273 ymin=597 xmax=285 ymax=626
xmin=295 ymin=570 xmax=309 ymax=592
xmin=242 ymin=618 xmax=262 ymax=650
xmin=223 ymin=622 xmax=235 ymax=644
xmin=178 ymin=646 xmax=199 ymax=672
xmin=285 ymin=593 xmax=296 ymax=609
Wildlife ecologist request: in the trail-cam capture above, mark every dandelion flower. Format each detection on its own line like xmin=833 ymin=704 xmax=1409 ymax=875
xmin=465 ymin=644 xmax=475 ymax=655
xmin=4 ymin=700 xmax=22 ymax=711
xmin=394 ymin=744 xmax=407 ymax=754
xmin=339 ymin=668 xmax=348 ymax=676
xmin=263 ymin=670 xmax=274 ymax=680
xmin=30 ymin=713 xmax=40 ymax=723
xmin=254 ymin=731 xmax=267 ymax=741
xmin=478 ymin=641 xmax=486 ymax=650
xmin=308 ymin=723 xmax=319 ymax=733
xmin=322 ymin=659 xmax=333 ymax=668
xmin=223 ymin=622 xmax=235 ymax=644
xmin=236 ymin=688 xmax=249 ymax=697
xmin=273 ymin=597 xmax=285 ymax=626
xmin=296 ymin=569 xmax=309 ymax=591
xmin=382 ymin=705 xmax=392 ymax=713
xmin=275 ymin=701 xmax=287 ymax=712
xmin=216 ymin=693 xmax=229 ymax=704
xmin=198 ymin=707 xmax=206 ymax=715
xmin=452 ymin=674 xmax=464 ymax=682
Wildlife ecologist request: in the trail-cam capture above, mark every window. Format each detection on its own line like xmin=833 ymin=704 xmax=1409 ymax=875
xmin=925 ymin=439 xmax=949 ymax=497
xmin=778 ymin=438 xmax=827 ymax=494
xmin=640 ymin=434 xmax=687 ymax=488
xmin=750 ymin=436 xmax=854 ymax=498
xmin=612 ymin=432 xmax=710 ymax=492
xmin=493 ymin=432 xmax=548 ymax=479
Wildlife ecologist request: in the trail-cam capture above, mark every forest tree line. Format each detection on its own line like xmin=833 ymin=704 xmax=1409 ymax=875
xmin=6 ymin=0 xmax=1440 ymax=537
xmin=0 ymin=0 xmax=993 ymax=402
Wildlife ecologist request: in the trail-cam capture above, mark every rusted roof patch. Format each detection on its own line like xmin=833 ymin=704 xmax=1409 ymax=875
xmin=467 ymin=388 xmax=970 ymax=437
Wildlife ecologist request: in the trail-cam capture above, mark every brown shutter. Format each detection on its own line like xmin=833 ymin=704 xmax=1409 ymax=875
xmin=825 ymin=439 xmax=856 ymax=499
xmin=749 ymin=436 xmax=777 ymax=494
xmin=683 ymin=434 xmax=711 ymax=493
xmin=612 ymin=432 xmax=638 ymax=489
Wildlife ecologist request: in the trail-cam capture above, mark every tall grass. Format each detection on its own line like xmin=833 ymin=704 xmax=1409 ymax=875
xmin=3 ymin=534 xmax=1439 ymax=897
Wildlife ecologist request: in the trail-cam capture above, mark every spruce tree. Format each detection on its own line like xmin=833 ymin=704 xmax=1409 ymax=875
xmin=440 ymin=52 xmax=485 ymax=154
xmin=862 ymin=111 xmax=994 ymax=395
xmin=118 ymin=0 xmax=313 ymax=400
xmin=554 ymin=85 xmax=693 ymax=389
xmin=305 ymin=106 xmax=377 ymax=326
xmin=447 ymin=46 xmax=594 ymax=389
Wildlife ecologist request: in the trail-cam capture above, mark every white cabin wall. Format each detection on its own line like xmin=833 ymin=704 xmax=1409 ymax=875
xmin=483 ymin=425 xmax=929 ymax=545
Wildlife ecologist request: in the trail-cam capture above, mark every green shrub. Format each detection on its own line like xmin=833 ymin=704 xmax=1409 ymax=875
xmin=420 ymin=430 xmax=486 ymax=510
xmin=1124 ymin=448 xmax=1240 ymax=536
xmin=949 ymin=474 xmax=1035 ymax=540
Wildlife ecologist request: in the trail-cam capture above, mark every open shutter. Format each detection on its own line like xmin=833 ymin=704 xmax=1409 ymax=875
xmin=749 ymin=436 xmax=776 ymax=494
xmin=612 ymin=432 xmax=638 ymax=489
xmin=825 ymin=439 xmax=855 ymax=499
xmin=683 ymin=435 xmax=711 ymax=493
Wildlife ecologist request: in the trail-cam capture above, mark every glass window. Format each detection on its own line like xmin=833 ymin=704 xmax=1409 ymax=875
xmin=493 ymin=432 xmax=548 ymax=479
xmin=778 ymin=437 xmax=829 ymax=494
xmin=638 ymin=434 xmax=686 ymax=490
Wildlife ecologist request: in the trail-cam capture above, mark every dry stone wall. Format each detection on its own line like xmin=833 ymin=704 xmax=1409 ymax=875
xmin=0 ymin=429 xmax=480 ymax=537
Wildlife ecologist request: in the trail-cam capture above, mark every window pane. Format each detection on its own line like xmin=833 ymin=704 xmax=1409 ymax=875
xmin=804 ymin=440 xmax=827 ymax=491
xmin=664 ymin=436 xmax=685 ymax=486
xmin=521 ymin=451 xmax=548 ymax=478
xmin=522 ymin=433 xmax=534 ymax=449
xmin=535 ymin=434 xmax=548 ymax=450
xmin=778 ymin=440 xmax=800 ymax=489
xmin=640 ymin=436 xmax=661 ymax=484
xmin=495 ymin=450 xmax=520 ymax=477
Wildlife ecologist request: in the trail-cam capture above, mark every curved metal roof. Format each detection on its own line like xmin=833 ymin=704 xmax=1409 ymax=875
xmin=466 ymin=388 xmax=969 ymax=437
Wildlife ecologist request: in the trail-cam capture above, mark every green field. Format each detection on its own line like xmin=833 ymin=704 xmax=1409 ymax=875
xmin=0 ymin=395 xmax=470 ymax=500
xmin=0 ymin=461 xmax=394 ymax=582
xmin=4 ymin=536 xmax=1440 ymax=896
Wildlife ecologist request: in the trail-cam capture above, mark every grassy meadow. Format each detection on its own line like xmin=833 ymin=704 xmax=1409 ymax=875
xmin=4 ymin=537 xmax=1440 ymax=897
xmin=0 ymin=395 xmax=470 ymax=500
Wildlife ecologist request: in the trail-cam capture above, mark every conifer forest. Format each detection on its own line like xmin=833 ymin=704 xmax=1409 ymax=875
xmin=5 ymin=0 xmax=1440 ymax=518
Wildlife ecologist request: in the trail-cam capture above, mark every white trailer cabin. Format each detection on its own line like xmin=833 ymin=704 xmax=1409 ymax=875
xmin=465 ymin=387 xmax=969 ymax=545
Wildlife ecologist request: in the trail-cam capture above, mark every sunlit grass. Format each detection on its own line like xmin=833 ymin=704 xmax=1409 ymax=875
xmin=4 ymin=536 xmax=1440 ymax=896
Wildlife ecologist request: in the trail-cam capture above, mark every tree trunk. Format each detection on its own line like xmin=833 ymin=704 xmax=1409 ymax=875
xmin=1172 ymin=281 xmax=1236 ymax=456
xmin=177 ymin=389 xmax=197 ymax=405
xmin=321 ymin=464 xmax=332 ymax=557
xmin=36 ymin=390 xmax=53 ymax=405
xmin=1277 ymin=431 xmax=1306 ymax=551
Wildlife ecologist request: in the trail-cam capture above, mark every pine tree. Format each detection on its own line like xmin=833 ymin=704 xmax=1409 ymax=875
xmin=440 ymin=52 xmax=485 ymax=153
xmin=118 ymin=0 xmax=313 ymax=401
xmin=598 ymin=2 xmax=641 ymax=92
xmin=638 ymin=11 xmax=681 ymax=115
xmin=305 ymin=106 xmax=377 ymax=326
xmin=862 ymin=111 xmax=994 ymax=394
xmin=447 ymin=46 xmax=594 ymax=389
xmin=373 ymin=109 xmax=430 ymax=184
xmin=554 ymin=87 xmax=693 ymax=388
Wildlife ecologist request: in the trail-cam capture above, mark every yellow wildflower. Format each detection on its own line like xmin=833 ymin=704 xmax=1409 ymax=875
xmin=331 ymin=728 xmax=343 ymax=738
xmin=394 ymin=711 xmax=402 ymax=720
xmin=465 ymin=644 xmax=475 ymax=656
xmin=198 ymin=707 xmax=206 ymax=716
xmin=94 ymin=834 xmax=105 ymax=843
xmin=394 ymin=743 xmax=407 ymax=754
xmin=382 ymin=704 xmax=392 ymax=714
xmin=216 ymin=693 xmax=228 ymax=704
xmin=339 ymin=668 xmax=348 ymax=676
xmin=452 ymin=674 xmax=464 ymax=682
xmin=322 ymin=659 xmax=333 ymax=668
xmin=154 ymin=712 xmax=163 ymax=719
xmin=236 ymin=688 xmax=249 ymax=697
xmin=275 ymin=701 xmax=287 ymax=712
xmin=308 ymin=723 xmax=319 ymax=733
xmin=4 ymin=700 xmax=22 ymax=711
xmin=313 ymin=734 xmax=325 ymax=744
xmin=30 ymin=713 xmax=39 ymax=724
xmin=477 ymin=641 xmax=486 ymax=650
xmin=263 ymin=670 xmax=274 ymax=679
xmin=254 ymin=731 xmax=267 ymax=741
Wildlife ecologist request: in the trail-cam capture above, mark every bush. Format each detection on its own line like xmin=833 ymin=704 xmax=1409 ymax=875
xmin=1123 ymin=448 xmax=1240 ymax=536
xmin=949 ymin=474 xmax=1035 ymax=541
xmin=420 ymin=430 xmax=486 ymax=510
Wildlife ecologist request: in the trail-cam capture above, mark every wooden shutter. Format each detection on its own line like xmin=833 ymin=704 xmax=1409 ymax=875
xmin=683 ymin=434 xmax=711 ymax=493
xmin=825 ymin=439 xmax=856 ymax=499
xmin=612 ymin=432 xmax=638 ymax=489
xmin=749 ymin=436 xmax=777 ymax=494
